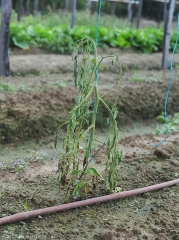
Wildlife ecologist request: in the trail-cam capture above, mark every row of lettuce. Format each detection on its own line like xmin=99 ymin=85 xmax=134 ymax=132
xmin=10 ymin=21 xmax=177 ymax=54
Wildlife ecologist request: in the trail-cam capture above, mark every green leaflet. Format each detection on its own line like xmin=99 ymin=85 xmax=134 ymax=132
xmin=12 ymin=37 xmax=29 ymax=50
xmin=86 ymin=168 xmax=101 ymax=177
xmin=73 ymin=181 xmax=84 ymax=195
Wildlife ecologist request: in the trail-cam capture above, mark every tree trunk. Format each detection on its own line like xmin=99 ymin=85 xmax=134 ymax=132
xmin=162 ymin=0 xmax=175 ymax=70
xmin=41 ymin=0 xmax=45 ymax=14
xmin=17 ymin=0 xmax=23 ymax=21
xmin=87 ymin=0 xmax=91 ymax=10
xmin=65 ymin=0 xmax=70 ymax=12
xmin=163 ymin=0 xmax=168 ymax=25
xmin=136 ymin=0 xmax=143 ymax=28
xmin=70 ymin=0 xmax=76 ymax=28
xmin=128 ymin=0 xmax=133 ymax=22
xmin=52 ymin=1 xmax=57 ymax=12
xmin=111 ymin=2 xmax=116 ymax=16
xmin=26 ymin=0 xmax=30 ymax=16
xmin=90 ymin=1 xmax=96 ymax=15
xmin=34 ymin=0 xmax=39 ymax=16
xmin=0 ymin=0 xmax=12 ymax=77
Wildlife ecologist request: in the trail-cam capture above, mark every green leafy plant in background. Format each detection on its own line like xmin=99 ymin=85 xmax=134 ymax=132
xmin=155 ymin=112 xmax=179 ymax=135
xmin=55 ymin=36 xmax=123 ymax=201
xmin=9 ymin=13 xmax=177 ymax=54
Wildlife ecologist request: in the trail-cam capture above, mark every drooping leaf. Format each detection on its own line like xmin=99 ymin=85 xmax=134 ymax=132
xmin=71 ymin=169 xmax=81 ymax=175
xmin=12 ymin=37 xmax=29 ymax=50
xmin=86 ymin=167 xmax=101 ymax=177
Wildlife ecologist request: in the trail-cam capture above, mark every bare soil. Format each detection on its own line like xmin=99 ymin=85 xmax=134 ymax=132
xmin=1 ymin=52 xmax=179 ymax=144
xmin=0 ymin=51 xmax=179 ymax=240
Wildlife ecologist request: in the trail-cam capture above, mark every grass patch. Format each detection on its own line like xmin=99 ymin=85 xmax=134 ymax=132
xmin=0 ymin=83 xmax=24 ymax=92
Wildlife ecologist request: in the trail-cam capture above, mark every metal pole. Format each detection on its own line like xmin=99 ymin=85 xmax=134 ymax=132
xmin=136 ymin=0 xmax=143 ymax=28
xmin=128 ymin=0 xmax=132 ymax=22
xmin=111 ymin=1 xmax=116 ymax=16
xmin=34 ymin=0 xmax=39 ymax=16
xmin=163 ymin=0 xmax=168 ymax=24
xmin=162 ymin=0 xmax=175 ymax=69
xmin=87 ymin=0 xmax=91 ymax=10
xmin=70 ymin=0 xmax=76 ymax=28
xmin=26 ymin=0 xmax=30 ymax=16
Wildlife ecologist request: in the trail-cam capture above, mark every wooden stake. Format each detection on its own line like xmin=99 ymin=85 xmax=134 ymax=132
xmin=0 ymin=0 xmax=12 ymax=77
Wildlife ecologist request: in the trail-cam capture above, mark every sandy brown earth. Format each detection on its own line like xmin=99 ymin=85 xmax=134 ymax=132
xmin=0 ymin=52 xmax=179 ymax=144
xmin=0 ymin=132 xmax=179 ymax=240
xmin=0 ymin=51 xmax=179 ymax=239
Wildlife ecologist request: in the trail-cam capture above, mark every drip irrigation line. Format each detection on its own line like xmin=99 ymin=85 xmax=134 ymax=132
xmin=0 ymin=178 xmax=179 ymax=225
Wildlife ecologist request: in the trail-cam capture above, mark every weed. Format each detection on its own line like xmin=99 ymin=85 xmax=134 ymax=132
xmin=39 ymin=70 xmax=50 ymax=77
xmin=0 ymin=151 xmax=48 ymax=173
xmin=131 ymin=70 xmax=162 ymax=83
xmin=48 ymin=81 xmax=67 ymax=88
xmin=55 ymin=37 xmax=123 ymax=201
xmin=21 ymin=11 xmax=129 ymax=30
xmin=131 ymin=70 xmax=146 ymax=82
xmin=0 ymin=83 xmax=24 ymax=92
xmin=26 ymin=151 xmax=48 ymax=162
xmin=6 ymin=159 xmax=27 ymax=173
xmin=147 ymin=75 xmax=162 ymax=83
xmin=132 ymin=74 xmax=146 ymax=82
xmin=23 ymin=198 xmax=29 ymax=211
xmin=114 ymin=187 xmax=122 ymax=193
xmin=2 ymin=225 xmax=24 ymax=239
xmin=155 ymin=112 xmax=179 ymax=135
